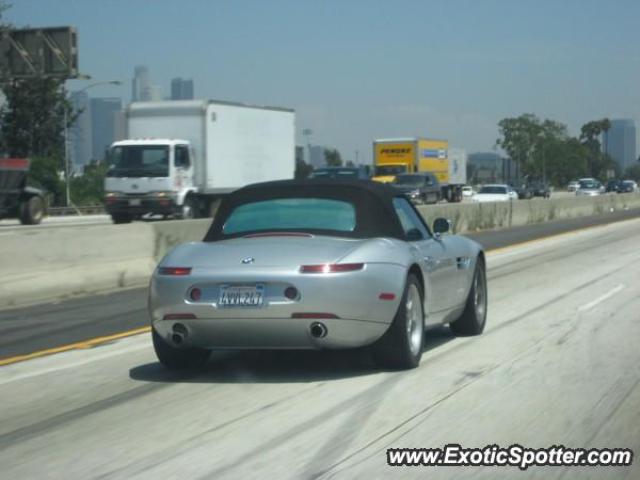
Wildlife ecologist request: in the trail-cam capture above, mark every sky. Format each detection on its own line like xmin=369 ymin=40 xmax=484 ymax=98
xmin=6 ymin=0 xmax=640 ymax=163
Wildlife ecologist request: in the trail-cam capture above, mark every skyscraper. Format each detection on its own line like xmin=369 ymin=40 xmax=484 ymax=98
xmin=69 ymin=90 xmax=92 ymax=173
xmin=604 ymin=119 xmax=637 ymax=172
xmin=171 ymin=78 xmax=194 ymax=100
xmin=91 ymin=98 xmax=122 ymax=162
xmin=131 ymin=65 xmax=150 ymax=102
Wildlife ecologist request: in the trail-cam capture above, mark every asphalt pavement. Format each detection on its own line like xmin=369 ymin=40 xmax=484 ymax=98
xmin=0 ymin=216 xmax=638 ymax=478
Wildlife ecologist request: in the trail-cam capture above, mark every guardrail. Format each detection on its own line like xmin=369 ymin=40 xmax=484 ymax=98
xmin=47 ymin=205 xmax=106 ymax=216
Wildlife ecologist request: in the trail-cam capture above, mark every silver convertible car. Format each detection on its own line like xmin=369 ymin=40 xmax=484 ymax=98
xmin=149 ymin=180 xmax=487 ymax=370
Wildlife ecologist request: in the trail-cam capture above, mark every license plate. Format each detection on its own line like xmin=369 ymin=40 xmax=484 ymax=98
xmin=219 ymin=284 xmax=265 ymax=308
xmin=129 ymin=199 xmax=141 ymax=206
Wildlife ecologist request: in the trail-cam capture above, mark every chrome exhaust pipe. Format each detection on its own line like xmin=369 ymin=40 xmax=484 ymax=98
xmin=171 ymin=323 xmax=188 ymax=345
xmin=310 ymin=322 xmax=328 ymax=339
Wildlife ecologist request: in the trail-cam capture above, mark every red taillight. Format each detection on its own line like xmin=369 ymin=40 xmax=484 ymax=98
xmin=163 ymin=313 xmax=197 ymax=320
xmin=190 ymin=288 xmax=202 ymax=301
xmin=158 ymin=267 xmax=192 ymax=276
xmin=291 ymin=313 xmax=340 ymax=319
xmin=300 ymin=263 xmax=364 ymax=274
xmin=378 ymin=293 xmax=396 ymax=301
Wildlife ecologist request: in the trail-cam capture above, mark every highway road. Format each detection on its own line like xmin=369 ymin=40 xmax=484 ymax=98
xmin=0 ymin=217 xmax=639 ymax=479
xmin=2 ymin=208 xmax=640 ymax=362
xmin=0 ymin=214 xmax=111 ymax=232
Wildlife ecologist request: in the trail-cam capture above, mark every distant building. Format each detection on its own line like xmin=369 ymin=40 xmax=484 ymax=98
xmin=69 ymin=90 xmax=93 ymax=173
xmin=309 ymin=145 xmax=326 ymax=168
xmin=140 ymin=85 xmax=163 ymax=102
xmin=171 ymin=78 xmax=194 ymax=100
xmin=604 ymin=119 xmax=637 ymax=172
xmin=131 ymin=65 xmax=150 ymax=102
xmin=91 ymin=98 xmax=122 ymax=162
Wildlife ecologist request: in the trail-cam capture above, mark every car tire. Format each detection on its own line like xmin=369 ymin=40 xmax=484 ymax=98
xmin=19 ymin=196 xmax=45 ymax=225
xmin=450 ymin=256 xmax=487 ymax=336
xmin=111 ymin=213 xmax=132 ymax=224
xmin=372 ymin=274 xmax=424 ymax=370
xmin=152 ymin=328 xmax=210 ymax=370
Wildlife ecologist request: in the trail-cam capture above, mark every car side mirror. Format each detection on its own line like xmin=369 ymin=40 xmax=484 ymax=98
xmin=406 ymin=228 xmax=424 ymax=241
xmin=433 ymin=218 xmax=451 ymax=235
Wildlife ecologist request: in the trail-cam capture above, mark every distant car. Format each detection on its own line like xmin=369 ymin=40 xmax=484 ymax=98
xmin=472 ymin=184 xmax=518 ymax=203
xmin=575 ymin=179 xmax=603 ymax=196
xmin=508 ymin=180 xmax=534 ymax=199
xmin=606 ymin=179 xmax=622 ymax=193
xmin=530 ymin=181 xmax=551 ymax=198
xmin=619 ymin=180 xmax=638 ymax=193
xmin=309 ymin=167 xmax=369 ymax=180
xmin=567 ymin=180 xmax=580 ymax=192
xmin=149 ymin=179 xmax=488 ymax=371
xmin=392 ymin=173 xmax=441 ymax=204
xmin=462 ymin=186 xmax=474 ymax=197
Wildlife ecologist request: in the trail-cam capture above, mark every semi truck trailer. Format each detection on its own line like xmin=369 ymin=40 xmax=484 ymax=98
xmin=371 ymin=138 xmax=466 ymax=202
xmin=104 ymin=100 xmax=295 ymax=223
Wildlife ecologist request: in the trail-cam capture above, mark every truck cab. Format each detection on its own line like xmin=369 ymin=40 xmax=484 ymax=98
xmin=104 ymin=139 xmax=196 ymax=224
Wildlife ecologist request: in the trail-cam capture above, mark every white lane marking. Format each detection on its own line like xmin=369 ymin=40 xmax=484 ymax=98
xmin=577 ymin=284 xmax=625 ymax=312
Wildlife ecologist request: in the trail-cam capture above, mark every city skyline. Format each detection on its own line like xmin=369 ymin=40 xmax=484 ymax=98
xmin=13 ymin=0 xmax=636 ymax=165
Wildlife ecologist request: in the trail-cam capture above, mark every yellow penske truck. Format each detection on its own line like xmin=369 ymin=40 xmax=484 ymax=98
xmin=372 ymin=138 xmax=466 ymax=202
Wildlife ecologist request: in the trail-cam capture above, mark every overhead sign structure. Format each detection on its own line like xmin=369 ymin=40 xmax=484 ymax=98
xmin=0 ymin=26 xmax=78 ymax=81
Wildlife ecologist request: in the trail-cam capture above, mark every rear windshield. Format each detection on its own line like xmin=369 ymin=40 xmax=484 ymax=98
xmin=310 ymin=169 xmax=359 ymax=179
xmin=479 ymin=186 xmax=507 ymax=194
xmin=579 ymin=180 xmax=599 ymax=189
xmin=222 ymin=198 xmax=356 ymax=235
xmin=394 ymin=174 xmax=425 ymax=185
xmin=375 ymin=165 xmax=407 ymax=176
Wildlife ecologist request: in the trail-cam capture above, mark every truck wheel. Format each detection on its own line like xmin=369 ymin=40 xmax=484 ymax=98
xmin=372 ymin=274 xmax=424 ymax=370
xmin=450 ymin=256 xmax=487 ymax=336
xmin=180 ymin=196 xmax=196 ymax=219
xmin=19 ymin=196 xmax=45 ymax=225
xmin=111 ymin=213 xmax=132 ymax=224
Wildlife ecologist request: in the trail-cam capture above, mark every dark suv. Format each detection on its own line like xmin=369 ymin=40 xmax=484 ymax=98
xmin=530 ymin=181 xmax=551 ymax=198
xmin=392 ymin=173 xmax=441 ymax=204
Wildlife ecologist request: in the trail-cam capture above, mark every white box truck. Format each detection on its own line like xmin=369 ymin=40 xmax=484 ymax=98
xmin=104 ymin=100 xmax=295 ymax=223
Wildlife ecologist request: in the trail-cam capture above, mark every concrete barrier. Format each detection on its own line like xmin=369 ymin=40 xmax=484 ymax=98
xmin=417 ymin=193 xmax=640 ymax=233
xmin=1 ymin=193 xmax=639 ymax=309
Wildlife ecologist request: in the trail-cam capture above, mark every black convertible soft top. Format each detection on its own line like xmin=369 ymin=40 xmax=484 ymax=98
xmin=203 ymin=179 xmax=408 ymax=241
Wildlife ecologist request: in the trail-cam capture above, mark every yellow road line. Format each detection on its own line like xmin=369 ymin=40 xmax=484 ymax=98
xmin=2 ymin=215 xmax=639 ymax=368
xmin=0 ymin=326 xmax=150 ymax=366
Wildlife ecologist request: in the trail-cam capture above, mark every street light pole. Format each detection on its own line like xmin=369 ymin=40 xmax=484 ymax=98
xmin=63 ymin=79 xmax=122 ymax=207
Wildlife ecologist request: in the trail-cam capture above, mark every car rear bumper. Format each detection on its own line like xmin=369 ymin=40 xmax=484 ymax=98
xmin=152 ymin=316 xmax=389 ymax=350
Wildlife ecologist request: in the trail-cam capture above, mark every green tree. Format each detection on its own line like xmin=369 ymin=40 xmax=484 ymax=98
xmin=579 ymin=118 xmax=614 ymax=178
xmin=0 ymin=2 xmax=76 ymax=205
xmin=294 ymin=159 xmax=314 ymax=179
xmin=324 ymin=148 xmax=343 ymax=167
xmin=496 ymin=114 xmax=568 ymax=180
xmin=69 ymin=161 xmax=109 ymax=205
